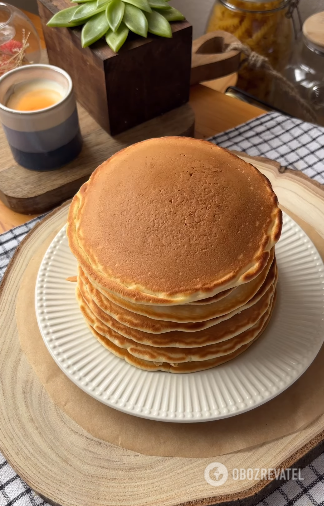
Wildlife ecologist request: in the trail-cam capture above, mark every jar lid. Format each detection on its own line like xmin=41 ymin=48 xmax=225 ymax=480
xmin=303 ymin=12 xmax=324 ymax=52
xmin=220 ymin=0 xmax=288 ymax=12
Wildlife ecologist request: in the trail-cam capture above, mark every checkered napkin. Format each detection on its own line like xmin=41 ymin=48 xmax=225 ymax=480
xmin=1 ymin=111 xmax=324 ymax=506
xmin=210 ymin=111 xmax=324 ymax=184
xmin=0 ymin=217 xmax=43 ymax=282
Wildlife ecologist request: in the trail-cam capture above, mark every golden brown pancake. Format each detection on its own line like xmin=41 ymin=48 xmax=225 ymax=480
xmin=188 ymin=287 xmax=234 ymax=304
xmin=76 ymin=272 xmax=277 ymax=348
xmin=67 ymin=138 xmax=282 ymax=305
xmin=79 ymin=291 xmax=274 ymax=363
xmin=78 ymin=256 xmax=276 ymax=332
xmin=85 ymin=250 xmax=275 ymax=324
xmin=84 ymin=296 xmax=275 ymax=373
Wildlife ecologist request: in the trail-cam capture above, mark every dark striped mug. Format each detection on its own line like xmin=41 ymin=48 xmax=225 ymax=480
xmin=0 ymin=64 xmax=82 ymax=171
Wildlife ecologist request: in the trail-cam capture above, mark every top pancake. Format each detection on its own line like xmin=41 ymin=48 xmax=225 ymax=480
xmin=67 ymin=137 xmax=282 ymax=305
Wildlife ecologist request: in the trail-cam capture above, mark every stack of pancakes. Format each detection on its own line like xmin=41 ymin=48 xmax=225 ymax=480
xmin=67 ymin=137 xmax=282 ymax=373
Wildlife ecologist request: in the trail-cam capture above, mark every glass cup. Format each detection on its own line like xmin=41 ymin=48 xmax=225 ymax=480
xmin=0 ymin=64 xmax=83 ymax=171
xmin=0 ymin=2 xmax=41 ymax=76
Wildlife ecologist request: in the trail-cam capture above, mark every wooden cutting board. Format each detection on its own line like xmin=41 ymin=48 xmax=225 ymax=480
xmin=0 ymin=155 xmax=324 ymax=506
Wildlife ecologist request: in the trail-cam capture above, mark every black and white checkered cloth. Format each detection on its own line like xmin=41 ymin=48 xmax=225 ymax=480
xmin=210 ymin=111 xmax=324 ymax=184
xmin=0 ymin=217 xmax=43 ymax=281
xmin=1 ymin=111 xmax=324 ymax=505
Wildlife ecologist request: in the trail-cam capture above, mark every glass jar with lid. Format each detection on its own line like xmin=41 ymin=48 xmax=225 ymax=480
xmin=281 ymin=12 xmax=324 ymax=125
xmin=0 ymin=2 xmax=41 ymax=77
xmin=207 ymin=0 xmax=295 ymax=102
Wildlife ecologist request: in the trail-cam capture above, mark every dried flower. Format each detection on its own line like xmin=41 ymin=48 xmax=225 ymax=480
xmin=0 ymin=30 xmax=31 ymax=76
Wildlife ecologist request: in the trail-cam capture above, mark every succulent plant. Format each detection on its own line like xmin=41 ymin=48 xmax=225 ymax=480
xmin=47 ymin=0 xmax=185 ymax=53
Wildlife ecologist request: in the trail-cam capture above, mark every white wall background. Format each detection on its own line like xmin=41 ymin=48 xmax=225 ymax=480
xmin=171 ymin=0 xmax=215 ymax=39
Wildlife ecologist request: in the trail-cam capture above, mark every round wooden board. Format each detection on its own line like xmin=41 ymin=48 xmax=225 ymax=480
xmin=1 ymin=155 xmax=324 ymax=506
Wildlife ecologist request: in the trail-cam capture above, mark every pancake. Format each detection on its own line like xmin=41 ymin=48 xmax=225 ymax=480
xmin=79 ymin=290 xmax=274 ymax=363
xmin=189 ymin=287 xmax=234 ymax=304
xmin=78 ymin=258 xmax=276 ymax=333
xmin=86 ymin=250 xmax=275 ymax=323
xmin=67 ymin=138 xmax=282 ymax=305
xmin=85 ymin=295 xmax=275 ymax=373
xmin=76 ymin=271 xmax=277 ymax=347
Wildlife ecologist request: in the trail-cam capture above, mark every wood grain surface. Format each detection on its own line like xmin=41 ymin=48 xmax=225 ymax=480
xmin=1 ymin=156 xmax=324 ymax=506
xmin=190 ymin=85 xmax=264 ymax=138
xmin=202 ymin=73 xmax=238 ymax=93
xmin=191 ymin=31 xmax=240 ymax=86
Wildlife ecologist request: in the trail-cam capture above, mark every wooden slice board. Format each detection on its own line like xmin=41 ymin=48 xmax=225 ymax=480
xmin=0 ymin=102 xmax=195 ymax=215
xmin=0 ymin=155 xmax=324 ymax=506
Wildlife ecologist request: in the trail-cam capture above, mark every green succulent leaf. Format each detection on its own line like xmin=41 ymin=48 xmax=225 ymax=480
xmin=123 ymin=4 xmax=148 ymax=37
xmin=146 ymin=10 xmax=171 ymax=37
xmin=106 ymin=22 xmax=129 ymax=51
xmin=122 ymin=0 xmax=152 ymax=14
xmin=159 ymin=6 xmax=185 ymax=21
xmin=47 ymin=6 xmax=82 ymax=27
xmin=72 ymin=1 xmax=109 ymax=22
xmin=149 ymin=0 xmax=170 ymax=9
xmin=106 ymin=0 xmax=125 ymax=31
xmin=81 ymin=10 xmax=110 ymax=46
xmin=48 ymin=0 xmax=184 ymax=51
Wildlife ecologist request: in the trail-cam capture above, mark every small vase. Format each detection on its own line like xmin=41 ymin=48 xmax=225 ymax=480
xmin=0 ymin=2 xmax=41 ymax=77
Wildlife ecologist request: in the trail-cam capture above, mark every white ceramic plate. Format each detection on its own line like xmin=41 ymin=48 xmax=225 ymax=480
xmin=35 ymin=213 xmax=324 ymax=422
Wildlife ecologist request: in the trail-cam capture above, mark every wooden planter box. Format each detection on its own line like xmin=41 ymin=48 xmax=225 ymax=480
xmin=38 ymin=0 xmax=192 ymax=135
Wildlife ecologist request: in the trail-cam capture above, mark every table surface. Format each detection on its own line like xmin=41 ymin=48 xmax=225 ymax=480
xmin=0 ymin=12 xmax=264 ymax=233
